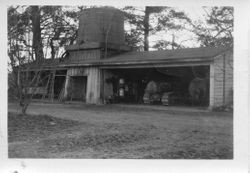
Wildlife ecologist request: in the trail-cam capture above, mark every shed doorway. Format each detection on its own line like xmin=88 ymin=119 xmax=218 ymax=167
xmin=69 ymin=76 xmax=87 ymax=102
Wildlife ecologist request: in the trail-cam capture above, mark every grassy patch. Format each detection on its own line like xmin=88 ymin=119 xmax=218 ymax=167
xmin=8 ymin=107 xmax=233 ymax=159
xmin=8 ymin=112 xmax=83 ymax=142
xmin=42 ymin=132 xmax=149 ymax=153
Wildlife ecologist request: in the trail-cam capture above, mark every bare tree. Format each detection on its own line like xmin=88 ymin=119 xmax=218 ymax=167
xmin=122 ymin=6 xmax=191 ymax=51
xmin=8 ymin=6 xmax=78 ymax=114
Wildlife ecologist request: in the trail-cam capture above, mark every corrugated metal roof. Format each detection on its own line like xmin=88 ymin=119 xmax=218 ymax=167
xmin=102 ymin=46 xmax=231 ymax=63
xmin=22 ymin=46 xmax=232 ymax=70
xmin=57 ymin=46 xmax=232 ymax=67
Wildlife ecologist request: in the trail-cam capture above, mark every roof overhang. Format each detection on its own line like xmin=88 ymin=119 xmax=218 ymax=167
xmin=56 ymin=56 xmax=214 ymax=69
xmin=20 ymin=47 xmax=231 ymax=71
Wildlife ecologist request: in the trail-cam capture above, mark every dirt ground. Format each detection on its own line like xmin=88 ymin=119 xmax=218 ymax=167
xmin=8 ymin=102 xmax=233 ymax=159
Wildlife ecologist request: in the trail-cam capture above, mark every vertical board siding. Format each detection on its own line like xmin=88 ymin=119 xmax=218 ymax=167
xmin=63 ymin=70 xmax=71 ymax=99
xmin=209 ymin=63 xmax=215 ymax=107
xmin=64 ymin=48 xmax=102 ymax=104
xmin=225 ymin=52 xmax=233 ymax=104
xmin=69 ymin=49 xmax=101 ymax=63
xmin=86 ymin=67 xmax=101 ymax=104
xmin=64 ymin=67 xmax=102 ymax=104
xmin=63 ymin=68 xmax=88 ymax=99
xmin=212 ymin=50 xmax=233 ymax=107
xmin=103 ymin=70 xmax=115 ymax=99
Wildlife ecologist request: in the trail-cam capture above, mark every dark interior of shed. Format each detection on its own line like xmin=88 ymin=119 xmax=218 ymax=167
xmin=106 ymin=65 xmax=209 ymax=106
xmin=53 ymin=70 xmax=67 ymax=99
xmin=68 ymin=76 xmax=87 ymax=101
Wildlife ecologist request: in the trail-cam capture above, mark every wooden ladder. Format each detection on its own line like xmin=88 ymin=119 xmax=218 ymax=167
xmin=41 ymin=70 xmax=56 ymax=101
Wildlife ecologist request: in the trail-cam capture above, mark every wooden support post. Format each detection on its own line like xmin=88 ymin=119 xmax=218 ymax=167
xmin=63 ymin=72 xmax=70 ymax=100
xmin=50 ymin=70 xmax=56 ymax=102
xmin=17 ymin=70 xmax=20 ymax=86
xmin=101 ymin=69 xmax=105 ymax=104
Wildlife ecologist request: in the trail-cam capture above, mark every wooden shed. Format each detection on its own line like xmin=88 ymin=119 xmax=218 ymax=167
xmin=22 ymin=7 xmax=233 ymax=109
xmin=58 ymin=45 xmax=233 ymax=108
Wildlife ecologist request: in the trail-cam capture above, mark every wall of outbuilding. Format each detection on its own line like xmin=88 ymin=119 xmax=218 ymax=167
xmin=210 ymin=49 xmax=233 ymax=107
xmin=69 ymin=49 xmax=101 ymax=63
xmin=63 ymin=67 xmax=102 ymax=104
xmin=86 ymin=67 xmax=102 ymax=104
xmin=63 ymin=47 xmax=103 ymax=104
xmin=63 ymin=48 xmax=233 ymax=108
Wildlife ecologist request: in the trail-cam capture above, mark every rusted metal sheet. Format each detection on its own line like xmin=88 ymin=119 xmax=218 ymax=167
xmin=99 ymin=47 xmax=230 ymax=62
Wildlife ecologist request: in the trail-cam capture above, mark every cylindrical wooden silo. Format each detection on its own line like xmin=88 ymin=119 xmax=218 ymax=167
xmin=77 ymin=7 xmax=125 ymax=45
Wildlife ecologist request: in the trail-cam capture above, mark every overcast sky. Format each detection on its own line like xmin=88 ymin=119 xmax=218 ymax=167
xmin=148 ymin=6 xmax=207 ymax=50
xmin=13 ymin=6 xmax=214 ymax=58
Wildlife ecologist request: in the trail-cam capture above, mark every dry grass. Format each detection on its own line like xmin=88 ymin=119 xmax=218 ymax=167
xmin=8 ymin=103 xmax=233 ymax=159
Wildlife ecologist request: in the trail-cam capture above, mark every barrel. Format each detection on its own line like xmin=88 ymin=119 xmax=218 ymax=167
xmin=162 ymin=92 xmax=172 ymax=106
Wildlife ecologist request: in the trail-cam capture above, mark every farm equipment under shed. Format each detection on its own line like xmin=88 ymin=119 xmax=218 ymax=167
xmin=105 ymin=66 xmax=209 ymax=106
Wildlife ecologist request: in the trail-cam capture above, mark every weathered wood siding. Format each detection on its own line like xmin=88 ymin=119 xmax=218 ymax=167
xmin=103 ymin=70 xmax=115 ymax=100
xmin=63 ymin=48 xmax=103 ymax=103
xmin=210 ymin=50 xmax=233 ymax=107
xmin=63 ymin=67 xmax=102 ymax=104
xmin=86 ymin=67 xmax=101 ymax=104
xmin=63 ymin=71 xmax=71 ymax=99
xmin=69 ymin=49 xmax=101 ymax=63
xmin=64 ymin=68 xmax=88 ymax=99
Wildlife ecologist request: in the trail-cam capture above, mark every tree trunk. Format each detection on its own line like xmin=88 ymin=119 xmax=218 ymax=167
xmin=31 ymin=6 xmax=44 ymax=61
xmin=21 ymin=103 xmax=28 ymax=115
xmin=50 ymin=38 xmax=55 ymax=59
xmin=19 ymin=95 xmax=29 ymax=115
xmin=143 ymin=7 xmax=150 ymax=51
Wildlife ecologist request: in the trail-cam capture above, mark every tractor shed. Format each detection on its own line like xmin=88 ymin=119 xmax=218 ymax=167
xmin=20 ymin=7 xmax=233 ymax=109
xmin=54 ymin=45 xmax=233 ymax=109
xmin=102 ymin=66 xmax=210 ymax=106
xmin=20 ymin=44 xmax=233 ymax=109
xmin=96 ymin=47 xmax=233 ymax=108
